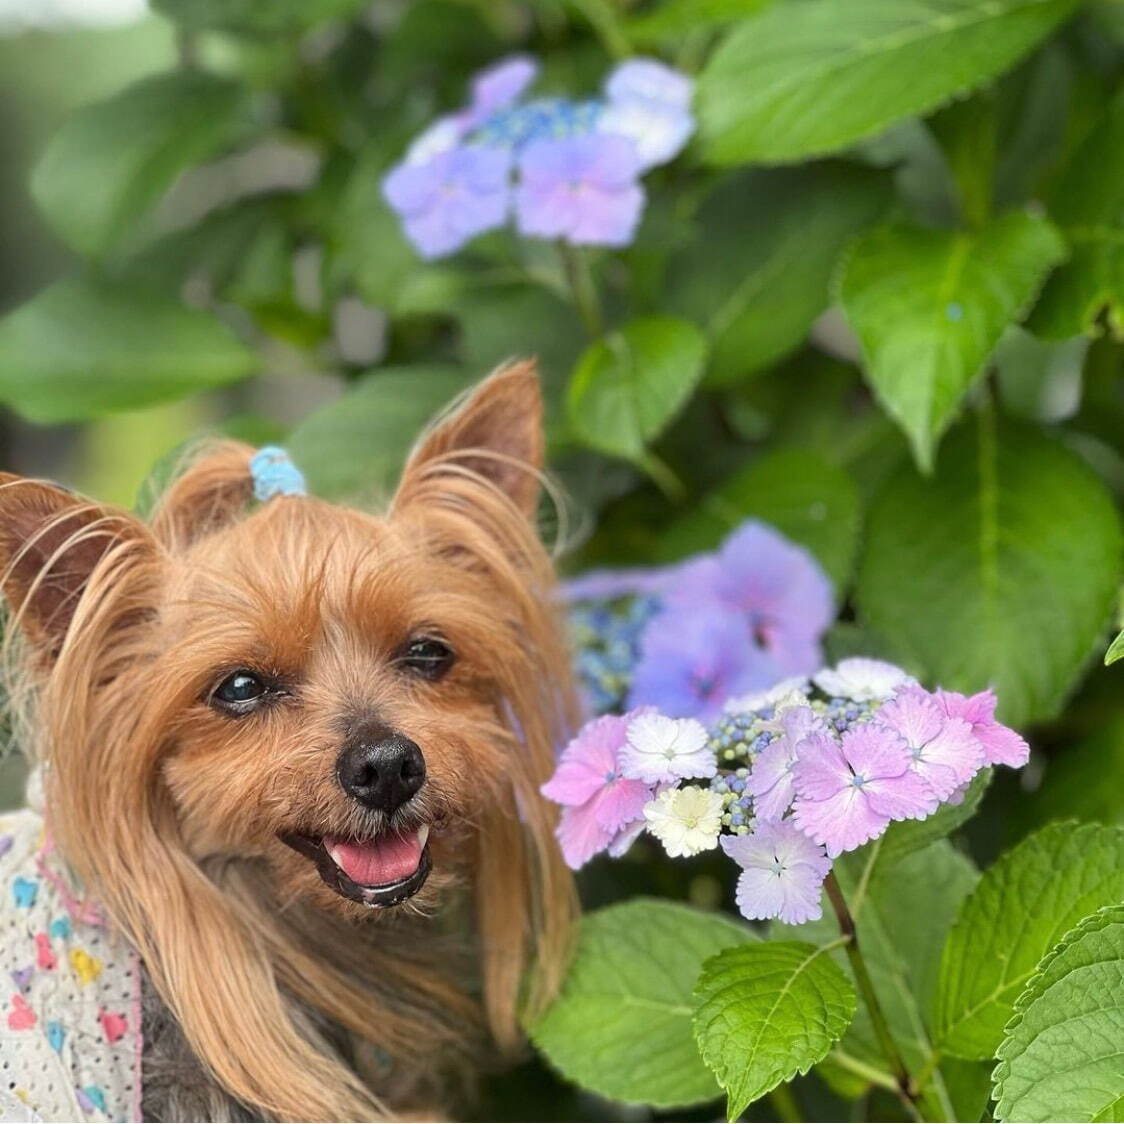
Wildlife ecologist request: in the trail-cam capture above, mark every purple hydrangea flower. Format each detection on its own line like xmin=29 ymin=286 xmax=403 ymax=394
xmin=673 ymin=522 xmax=834 ymax=679
xmin=627 ymin=599 xmax=775 ymax=723
xmin=876 ymin=686 xmax=984 ymax=801
xmin=515 ymin=133 xmax=644 ymax=247
xmin=382 ymin=145 xmax=511 ymax=259
xmin=745 ymin=704 xmax=824 ymax=821
xmin=542 ymin=710 xmax=656 ymax=869
xmin=792 ymin=725 xmax=936 ymax=857
xmin=467 ymin=55 xmax=539 ymax=126
xmin=605 ymin=58 xmax=693 ymax=109
xmin=722 ymin=820 xmax=831 ymax=924
xmin=936 ymin=688 xmax=1029 ymax=768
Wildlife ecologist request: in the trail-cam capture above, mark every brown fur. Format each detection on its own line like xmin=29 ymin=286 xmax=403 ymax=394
xmin=0 ymin=361 xmax=578 ymax=1122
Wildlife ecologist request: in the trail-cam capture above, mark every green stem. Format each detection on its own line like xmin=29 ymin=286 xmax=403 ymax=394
xmin=639 ymin=451 xmax=687 ymax=504
xmin=566 ymin=0 xmax=631 ymax=60
xmin=824 ymin=872 xmax=923 ymax=1123
xmin=557 ymin=242 xmax=604 ymax=339
xmin=909 ymin=1049 xmax=943 ymax=1098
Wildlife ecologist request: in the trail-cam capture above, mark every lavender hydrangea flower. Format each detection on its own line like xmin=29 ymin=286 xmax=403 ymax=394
xmin=746 ymin=705 xmax=825 ymax=822
xmin=515 ymin=133 xmax=645 ymax=247
xmin=792 ymin=725 xmax=936 ymax=857
xmin=876 ymin=686 xmax=983 ymax=801
xmin=466 ymin=55 xmax=539 ymax=126
xmin=542 ymin=710 xmax=656 ymax=869
xmin=383 ymin=54 xmax=694 ymax=258
xmin=722 ymin=820 xmax=831 ymax=924
xmin=627 ymin=599 xmax=774 ymax=722
xmin=382 ymin=145 xmax=511 ymax=259
xmin=673 ymin=522 xmax=834 ymax=679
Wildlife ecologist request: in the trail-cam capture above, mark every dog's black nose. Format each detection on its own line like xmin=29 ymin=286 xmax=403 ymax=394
xmin=337 ymin=732 xmax=426 ymax=813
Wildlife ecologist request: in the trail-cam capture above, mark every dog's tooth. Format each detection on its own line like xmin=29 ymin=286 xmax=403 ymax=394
xmin=416 ymin=825 xmax=430 ymax=849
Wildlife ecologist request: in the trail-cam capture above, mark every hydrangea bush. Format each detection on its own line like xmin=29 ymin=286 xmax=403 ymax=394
xmin=6 ymin=2 xmax=1124 ymax=1121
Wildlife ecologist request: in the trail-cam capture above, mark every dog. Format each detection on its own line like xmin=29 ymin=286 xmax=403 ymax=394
xmin=0 ymin=361 xmax=578 ymax=1122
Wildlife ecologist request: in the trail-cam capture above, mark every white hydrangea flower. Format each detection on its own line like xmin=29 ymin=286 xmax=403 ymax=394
xmin=813 ymin=658 xmax=914 ymax=702
xmin=724 ymin=677 xmax=810 ymax=715
xmin=643 ymin=785 xmax=724 ymax=858
xmin=619 ymin=712 xmax=713 ymax=785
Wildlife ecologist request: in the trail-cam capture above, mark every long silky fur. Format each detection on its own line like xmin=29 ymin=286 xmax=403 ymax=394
xmin=1 ymin=364 xmax=579 ymax=1122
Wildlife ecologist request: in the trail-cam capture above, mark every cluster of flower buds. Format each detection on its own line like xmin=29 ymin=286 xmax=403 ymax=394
xmin=565 ymin=521 xmax=834 ymax=723
xmin=382 ymin=55 xmax=695 ymax=258
xmin=542 ymin=658 xmax=1029 ymax=925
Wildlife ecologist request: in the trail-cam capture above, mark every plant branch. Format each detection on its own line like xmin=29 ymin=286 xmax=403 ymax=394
xmin=824 ymin=872 xmax=924 ymax=1122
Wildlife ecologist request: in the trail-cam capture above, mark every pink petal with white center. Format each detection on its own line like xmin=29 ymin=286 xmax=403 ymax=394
xmin=976 ymin=722 xmax=1029 ymax=768
xmin=792 ymin=785 xmax=889 ymax=857
xmin=840 ymin=723 xmax=912 ymax=782
xmin=863 ymin=768 xmax=940 ymax=821
xmin=540 ymin=755 xmax=607 ymax=806
xmin=791 ymin=733 xmax=852 ymax=802
xmin=588 ymin=776 xmax=654 ymax=833
xmin=555 ymin=803 xmax=613 ymax=870
xmin=878 ymin=686 xmax=944 ymax=747
xmin=915 ymin=717 xmax=984 ymax=798
xmin=607 ymin=817 xmax=647 ymax=858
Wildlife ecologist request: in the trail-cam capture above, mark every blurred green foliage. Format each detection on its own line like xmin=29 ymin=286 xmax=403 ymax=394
xmin=3 ymin=0 xmax=1124 ymax=1119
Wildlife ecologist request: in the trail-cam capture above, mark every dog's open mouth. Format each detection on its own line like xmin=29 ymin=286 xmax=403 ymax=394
xmin=281 ymin=826 xmax=432 ymax=908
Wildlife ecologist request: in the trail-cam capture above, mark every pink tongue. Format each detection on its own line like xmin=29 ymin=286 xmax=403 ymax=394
xmin=326 ymin=833 xmax=422 ymax=886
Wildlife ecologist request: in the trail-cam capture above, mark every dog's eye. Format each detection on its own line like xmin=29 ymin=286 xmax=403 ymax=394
xmin=397 ymin=638 xmax=455 ymax=681
xmin=212 ymin=670 xmax=267 ymax=711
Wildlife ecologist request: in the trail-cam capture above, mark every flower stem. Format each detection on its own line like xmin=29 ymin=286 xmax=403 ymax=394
xmin=824 ymin=871 xmax=924 ymax=1122
xmin=557 ymin=242 xmax=604 ymax=339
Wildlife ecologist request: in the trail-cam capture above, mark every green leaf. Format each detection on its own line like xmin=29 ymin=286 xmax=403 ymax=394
xmin=152 ymin=0 xmax=370 ymax=33
xmin=567 ymin=316 xmax=707 ymax=461
xmin=936 ymin=822 xmax=1124 ymax=1059
xmin=1030 ymin=94 xmax=1124 ymax=339
xmin=1107 ymin=628 xmax=1124 ymax=665
xmin=31 ymin=72 xmax=251 ymax=258
xmin=838 ymin=211 xmax=1066 ymax=470
xmin=530 ymin=899 xmax=750 ymax=1108
xmin=287 ymin=367 xmax=469 ymax=501
xmin=657 ymin=447 xmax=861 ymax=592
xmin=696 ymin=0 xmax=1082 ymax=165
xmin=993 ymin=905 xmax=1124 ymax=1122
xmin=628 ymin=0 xmax=771 ymax=46
xmin=0 ymin=278 xmax=256 ymax=423
xmin=994 ymin=326 xmax=1088 ymax=423
xmin=855 ymin=416 xmax=1122 ymax=727
xmin=1018 ymin=714 xmax=1124 ymax=832
xmin=669 ymin=164 xmax=889 ymax=384
xmin=693 ymin=941 xmax=856 ymax=1119
xmin=871 ymin=768 xmax=992 ymax=873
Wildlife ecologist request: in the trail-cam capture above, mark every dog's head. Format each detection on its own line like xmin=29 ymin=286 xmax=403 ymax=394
xmin=0 ymin=362 xmax=577 ymax=1120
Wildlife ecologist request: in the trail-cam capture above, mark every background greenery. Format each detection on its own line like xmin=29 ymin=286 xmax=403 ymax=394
xmin=2 ymin=0 xmax=1124 ymax=1120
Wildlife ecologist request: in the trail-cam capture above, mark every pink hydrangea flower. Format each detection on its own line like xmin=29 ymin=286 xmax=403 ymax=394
xmin=876 ymin=686 xmax=984 ymax=801
xmin=745 ymin=705 xmax=824 ymax=821
xmin=541 ymin=711 xmax=655 ymax=869
xmin=721 ymin=820 xmax=831 ymax=924
xmin=936 ymin=688 xmax=1029 ymax=768
xmin=792 ymin=725 xmax=936 ymax=857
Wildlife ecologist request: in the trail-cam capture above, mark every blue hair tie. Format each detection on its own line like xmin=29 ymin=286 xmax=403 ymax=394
xmin=250 ymin=446 xmax=307 ymax=502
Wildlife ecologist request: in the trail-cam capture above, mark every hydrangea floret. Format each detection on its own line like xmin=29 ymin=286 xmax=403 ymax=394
xmin=543 ymin=656 xmax=1029 ymax=924
xmin=565 ymin=519 xmax=834 ymax=721
xmin=382 ymin=55 xmax=695 ymax=259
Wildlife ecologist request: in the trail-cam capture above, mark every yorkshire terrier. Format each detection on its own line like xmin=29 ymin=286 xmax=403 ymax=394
xmin=0 ymin=362 xmax=577 ymax=1122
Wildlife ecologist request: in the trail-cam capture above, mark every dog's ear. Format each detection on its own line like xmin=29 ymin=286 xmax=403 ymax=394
xmin=148 ymin=439 xmax=256 ymax=551
xmin=0 ymin=475 xmax=152 ymax=662
xmin=395 ymin=359 xmax=544 ymax=518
